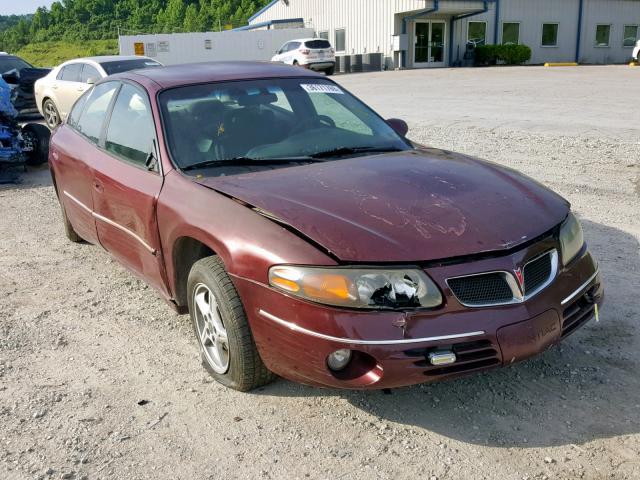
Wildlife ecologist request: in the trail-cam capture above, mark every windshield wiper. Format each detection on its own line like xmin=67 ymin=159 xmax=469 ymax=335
xmin=310 ymin=146 xmax=406 ymax=159
xmin=182 ymin=156 xmax=321 ymax=172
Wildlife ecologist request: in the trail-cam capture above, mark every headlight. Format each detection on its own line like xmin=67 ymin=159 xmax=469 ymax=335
xmin=559 ymin=212 xmax=584 ymax=265
xmin=268 ymin=265 xmax=443 ymax=309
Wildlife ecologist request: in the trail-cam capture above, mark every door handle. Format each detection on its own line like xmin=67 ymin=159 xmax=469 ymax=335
xmin=52 ymin=84 xmax=58 ymax=90
xmin=93 ymin=180 xmax=104 ymax=193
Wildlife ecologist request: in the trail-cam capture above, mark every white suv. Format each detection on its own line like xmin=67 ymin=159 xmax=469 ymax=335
xmin=272 ymin=38 xmax=336 ymax=75
xmin=633 ymin=40 xmax=640 ymax=63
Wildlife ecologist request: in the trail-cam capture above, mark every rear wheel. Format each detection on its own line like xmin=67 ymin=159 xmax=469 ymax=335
xmin=325 ymin=66 xmax=335 ymax=76
xmin=43 ymin=99 xmax=61 ymax=129
xmin=21 ymin=123 xmax=50 ymax=166
xmin=187 ymin=256 xmax=275 ymax=391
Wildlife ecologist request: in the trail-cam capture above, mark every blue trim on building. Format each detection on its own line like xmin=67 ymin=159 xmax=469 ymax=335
xmin=248 ymin=0 xmax=280 ymax=23
xmin=575 ymin=0 xmax=584 ymax=62
xmin=493 ymin=0 xmax=501 ymax=44
xmin=233 ymin=18 xmax=304 ymax=31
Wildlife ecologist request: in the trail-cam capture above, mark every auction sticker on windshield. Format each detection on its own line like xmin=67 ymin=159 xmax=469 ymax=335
xmin=301 ymin=84 xmax=344 ymax=94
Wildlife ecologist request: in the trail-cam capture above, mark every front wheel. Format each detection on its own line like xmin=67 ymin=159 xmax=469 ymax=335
xmin=187 ymin=256 xmax=275 ymax=391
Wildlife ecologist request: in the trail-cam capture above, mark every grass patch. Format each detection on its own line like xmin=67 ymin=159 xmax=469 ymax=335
xmin=17 ymin=39 xmax=119 ymax=67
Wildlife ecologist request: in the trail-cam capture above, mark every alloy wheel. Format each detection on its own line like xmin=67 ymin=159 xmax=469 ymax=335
xmin=44 ymin=101 xmax=59 ymax=129
xmin=193 ymin=283 xmax=230 ymax=374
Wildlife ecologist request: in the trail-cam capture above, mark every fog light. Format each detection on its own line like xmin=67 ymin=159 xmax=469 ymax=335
xmin=327 ymin=349 xmax=352 ymax=371
xmin=428 ymin=350 xmax=456 ymax=366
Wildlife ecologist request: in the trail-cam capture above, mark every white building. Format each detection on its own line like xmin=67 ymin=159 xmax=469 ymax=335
xmin=247 ymin=0 xmax=640 ymax=68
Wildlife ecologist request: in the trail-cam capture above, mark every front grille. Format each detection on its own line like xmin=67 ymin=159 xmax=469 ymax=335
xmin=562 ymin=285 xmax=599 ymax=337
xmin=523 ymin=251 xmax=553 ymax=294
xmin=447 ymin=249 xmax=558 ymax=307
xmin=405 ymin=339 xmax=501 ymax=377
xmin=447 ymin=273 xmax=513 ymax=306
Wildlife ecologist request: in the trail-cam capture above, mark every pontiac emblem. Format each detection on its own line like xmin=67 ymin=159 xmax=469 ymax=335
xmin=514 ymin=267 xmax=525 ymax=291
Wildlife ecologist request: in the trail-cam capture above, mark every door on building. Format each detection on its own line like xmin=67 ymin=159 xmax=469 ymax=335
xmin=414 ymin=20 xmax=446 ymax=67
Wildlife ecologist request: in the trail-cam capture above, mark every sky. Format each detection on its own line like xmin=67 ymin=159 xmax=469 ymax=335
xmin=0 ymin=0 xmax=55 ymax=16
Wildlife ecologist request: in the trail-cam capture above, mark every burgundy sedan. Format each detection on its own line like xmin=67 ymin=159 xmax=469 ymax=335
xmin=48 ymin=62 xmax=603 ymax=391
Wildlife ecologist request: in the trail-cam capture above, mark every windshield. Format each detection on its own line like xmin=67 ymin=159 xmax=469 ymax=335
xmin=0 ymin=56 xmax=32 ymax=74
xmin=100 ymin=59 xmax=162 ymax=75
xmin=160 ymin=78 xmax=410 ymax=172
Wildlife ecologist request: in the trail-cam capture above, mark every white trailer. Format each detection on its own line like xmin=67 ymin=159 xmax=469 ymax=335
xmin=118 ymin=28 xmax=314 ymax=65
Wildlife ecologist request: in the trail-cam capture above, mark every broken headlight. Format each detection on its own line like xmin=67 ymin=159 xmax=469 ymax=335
xmin=269 ymin=266 xmax=442 ymax=309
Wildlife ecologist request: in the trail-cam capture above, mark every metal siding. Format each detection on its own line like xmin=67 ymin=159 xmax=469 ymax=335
xmin=580 ymin=0 xmax=640 ymax=63
xmin=119 ymin=28 xmax=314 ymax=65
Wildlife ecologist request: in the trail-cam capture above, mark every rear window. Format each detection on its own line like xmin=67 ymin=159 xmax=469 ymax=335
xmin=305 ymin=40 xmax=331 ymax=49
xmin=100 ymin=59 xmax=162 ymax=75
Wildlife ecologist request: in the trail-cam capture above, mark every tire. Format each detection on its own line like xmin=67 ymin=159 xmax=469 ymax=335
xmin=187 ymin=256 xmax=275 ymax=391
xmin=21 ymin=123 xmax=50 ymax=166
xmin=43 ymin=99 xmax=61 ymax=129
xmin=325 ymin=66 xmax=335 ymax=76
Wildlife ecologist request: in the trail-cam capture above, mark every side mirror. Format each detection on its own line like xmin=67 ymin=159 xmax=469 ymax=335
xmin=86 ymin=77 xmax=98 ymax=85
xmin=386 ymin=118 xmax=409 ymax=137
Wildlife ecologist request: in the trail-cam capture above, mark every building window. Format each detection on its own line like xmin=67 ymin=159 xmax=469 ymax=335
xmin=318 ymin=30 xmax=329 ymax=41
xmin=502 ymin=22 xmax=520 ymax=45
xmin=541 ymin=23 xmax=559 ymax=47
xmin=335 ymin=28 xmax=346 ymax=52
xmin=467 ymin=21 xmax=487 ymax=46
xmin=623 ymin=25 xmax=638 ymax=47
xmin=595 ymin=24 xmax=611 ymax=47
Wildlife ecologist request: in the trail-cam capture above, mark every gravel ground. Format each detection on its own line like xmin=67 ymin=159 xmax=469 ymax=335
xmin=1 ymin=66 xmax=639 ymax=480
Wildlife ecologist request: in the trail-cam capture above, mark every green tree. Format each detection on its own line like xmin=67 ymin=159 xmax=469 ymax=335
xmin=183 ymin=3 xmax=199 ymax=32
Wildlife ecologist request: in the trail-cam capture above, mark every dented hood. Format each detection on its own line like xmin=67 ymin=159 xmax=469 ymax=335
xmin=197 ymin=148 xmax=569 ymax=262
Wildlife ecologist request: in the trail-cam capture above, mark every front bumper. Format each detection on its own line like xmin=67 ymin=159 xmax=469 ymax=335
xmin=233 ymin=245 xmax=603 ymax=389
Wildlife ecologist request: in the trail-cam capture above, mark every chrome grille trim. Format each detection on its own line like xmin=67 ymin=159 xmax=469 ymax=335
xmin=523 ymin=249 xmax=559 ymax=298
xmin=446 ymin=249 xmax=558 ymax=308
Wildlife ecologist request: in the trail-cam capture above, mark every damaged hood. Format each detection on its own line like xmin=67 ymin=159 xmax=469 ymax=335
xmin=197 ymin=148 xmax=569 ymax=262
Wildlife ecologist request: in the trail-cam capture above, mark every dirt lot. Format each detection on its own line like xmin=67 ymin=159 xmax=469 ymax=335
xmin=1 ymin=65 xmax=639 ymax=480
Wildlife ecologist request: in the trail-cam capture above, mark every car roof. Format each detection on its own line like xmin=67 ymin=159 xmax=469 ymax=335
xmin=120 ymin=61 xmax=323 ymax=89
xmin=82 ymin=55 xmax=151 ymax=63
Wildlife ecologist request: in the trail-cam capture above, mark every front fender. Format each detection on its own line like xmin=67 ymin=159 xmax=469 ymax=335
xmin=157 ymin=171 xmax=337 ymax=300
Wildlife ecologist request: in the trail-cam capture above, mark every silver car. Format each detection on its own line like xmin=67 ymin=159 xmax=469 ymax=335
xmin=34 ymin=55 xmax=162 ymax=129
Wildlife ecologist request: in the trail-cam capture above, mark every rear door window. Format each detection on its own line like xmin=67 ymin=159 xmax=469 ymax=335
xmin=74 ymin=82 xmax=119 ymax=143
xmin=287 ymin=42 xmax=301 ymax=52
xmin=305 ymin=40 xmax=331 ymax=49
xmin=104 ymin=83 xmax=156 ymax=168
xmin=58 ymin=63 xmax=83 ymax=82
xmin=80 ymin=64 xmax=101 ymax=83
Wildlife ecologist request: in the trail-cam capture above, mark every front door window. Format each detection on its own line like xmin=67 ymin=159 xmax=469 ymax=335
xmin=414 ymin=21 xmax=446 ymax=67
